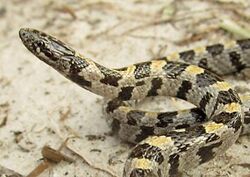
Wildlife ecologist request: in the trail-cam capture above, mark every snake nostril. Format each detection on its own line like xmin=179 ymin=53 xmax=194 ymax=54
xmin=19 ymin=29 xmax=28 ymax=41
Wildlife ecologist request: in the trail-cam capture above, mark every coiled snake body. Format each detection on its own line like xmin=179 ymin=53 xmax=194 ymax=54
xmin=19 ymin=28 xmax=250 ymax=177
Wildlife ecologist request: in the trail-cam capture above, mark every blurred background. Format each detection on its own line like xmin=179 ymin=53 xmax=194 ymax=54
xmin=0 ymin=0 xmax=250 ymax=177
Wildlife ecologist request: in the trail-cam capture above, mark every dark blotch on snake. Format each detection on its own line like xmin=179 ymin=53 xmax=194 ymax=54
xmin=206 ymin=44 xmax=224 ymax=57
xmin=205 ymin=133 xmax=220 ymax=143
xmin=163 ymin=62 xmax=188 ymax=79
xmin=69 ymin=74 xmax=92 ymax=88
xmin=156 ymin=111 xmax=177 ymax=128
xmin=106 ymin=99 xmax=124 ymax=113
xmin=168 ymin=154 xmax=180 ymax=177
xmin=175 ymin=123 xmax=190 ymax=129
xmin=157 ymin=169 xmax=163 ymax=177
xmin=216 ymin=89 xmax=241 ymax=105
xmin=111 ymin=119 xmax=121 ymax=134
xmin=213 ymin=112 xmax=242 ymax=132
xmin=129 ymin=168 xmax=151 ymax=177
xmin=244 ymin=109 xmax=250 ymax=124
xmin=196 ymin=70 xmax=222 ymax=87
xmin=186 ymin=125 xmax=206 ymax=136
xmin=229 ymin=51 xmax=246 ymax=72
xmin=179 ymin=50 xmax=195 ymax=61
xmin=197 ymin=141 xmax=222 ymax=164
xmin=118 ymin=86 xmax=134 ymax=100
xmin=198 ymin=58 xmax=208 ymax=69
xmin=134 ymin=62 xmax=151 ymax=79
xmin=135 ymin=126 xmax=155 ymax=142
xmin=199 ymin=92 xmax=213 ymax=113
xmin=174 ymin=142 xmax=190 ymax=152
xmin=237 ymin=39 xmax=250 ymax=50
xmin=190 ymin=108 xmax=207 ymax=122
xmin=129 ymin=143 xmax=164 ymax=164
xmin=136 ymin=80 xmax=146 ymax=86
xmin=69 ymin=56 xmax=89 ymax=74
xmin=127 ymin=110 xmax=145 ymax=126
xmin=147 ymin=78 xmax=163 ymax=96
xmin=96 ymin=63 xmax=122 ymax=87
xmin=176 ymin=80 xmax=192 ymax=100
xmin=198 ymin=58 xmax=215 ymax=75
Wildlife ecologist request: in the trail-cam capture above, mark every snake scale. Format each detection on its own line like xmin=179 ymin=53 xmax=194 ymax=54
xmin=19 ymin=28 xmax=250 ymax=177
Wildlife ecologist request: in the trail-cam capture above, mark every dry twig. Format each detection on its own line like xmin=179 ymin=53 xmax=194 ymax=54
xmin=26 ymin=143 xmax=74 ymax=177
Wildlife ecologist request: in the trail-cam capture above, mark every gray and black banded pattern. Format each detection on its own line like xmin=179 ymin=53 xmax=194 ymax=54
xmin=179 ymin=50 xmax=195 ymax=61
xmin=96 ymin=63 xmax=123 ymax=87
xmin=134 ymin=62 xmax=151 ymax=79
xmin=206 ymin=44 xmax=224 ymax=57
xmin=69 ymin=56 xmax=89 ymax=74
xmin=237 ymin=39 xmax=250 ymax=50
xmin=156 ymin=112 xmax=177 ymax=128
xmin=130 ymin=143 xmax=164 ymax=164
xmin=163 ymin=62 xmax=188 ymax=79
xmin=176 ymin=80 xmax=192 ymax=100
xmin=196 ymin=70 xmax=222 ymax=88
xmin=19 ymin=28 xmax=250 ymax=177
xmin=118 ymin=86 xmax=135 ymax=100
xmin=147 ymin=78 xmax=162 ymax=96
xmin=229 ymin=51 xmax=246 ymax=72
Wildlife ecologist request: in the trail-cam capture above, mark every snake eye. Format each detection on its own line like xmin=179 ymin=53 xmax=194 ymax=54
xmin=37 ymin=41 xmax=45 ymax=48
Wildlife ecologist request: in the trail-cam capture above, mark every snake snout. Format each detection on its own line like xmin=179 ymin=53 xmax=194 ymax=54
xmin=19 ymin=28 xmax=28 ymax=41
xmin=19 ymin=28 xmax=38 ymax=44
xmin=19 ymin=28 xmax=42 ymax=54
xmin=19 ymin=28 xmax=55 ymax=62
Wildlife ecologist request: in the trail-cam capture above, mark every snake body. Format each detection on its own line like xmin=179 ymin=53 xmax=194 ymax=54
xmin=19 ymin=28 xmax=250 ymax=177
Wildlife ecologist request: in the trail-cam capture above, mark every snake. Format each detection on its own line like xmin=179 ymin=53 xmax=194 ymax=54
xmin=19 ymin=28 xmax=250 ymax=177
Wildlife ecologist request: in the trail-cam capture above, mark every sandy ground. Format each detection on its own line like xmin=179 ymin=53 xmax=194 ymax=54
xmin=0 ymin=0 xmax=250 ymax=177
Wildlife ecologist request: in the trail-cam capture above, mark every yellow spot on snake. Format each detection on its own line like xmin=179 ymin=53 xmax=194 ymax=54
xmin=185 ymin=65 xmax=204 ymax=75
xmin=168 ymin=52 xmax=180 ymax=61
xmin=126 ymin=65 xmax=136 ymax=75
xmin=151 ymin=60 xmax=166 ymax=72
xmin=119 ymin=106 xmax=132 ymax=113
xmin=132 ymin=158 xmax=152 ymax=169
xmin=145 ymin=112 xmax=157 ymax=118
xmin=194 ymin=46 xmax=206 ymax=54
xmin=205 ymin=122 xmax=224 ymax=133
xmin=75 ymin=52 xmax=82 ymax=57
xmin=224 ymin=103 xmax=241 ymax=113
xmin=146 ymin=136 xmax=172 ymax=149
xmin=224 ymin=40 xmax=237 ymax=49
xmin=213 ymin=81 xmax=231 ymax=91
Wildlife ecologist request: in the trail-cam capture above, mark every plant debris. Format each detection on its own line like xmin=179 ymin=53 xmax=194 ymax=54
xmin=0 ymin=103 xmax=9 ymax=128
xmin=220 ymin=18 xmax=250 ymax=38
xmin=26 ymin=145 xmax=74 ymax=177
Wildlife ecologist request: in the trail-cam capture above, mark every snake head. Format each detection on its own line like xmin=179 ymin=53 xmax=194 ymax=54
xmin=19 ymin=28 xmax=77 ymax=74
